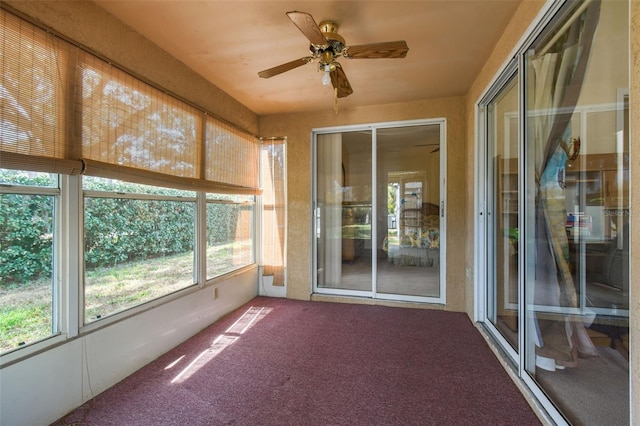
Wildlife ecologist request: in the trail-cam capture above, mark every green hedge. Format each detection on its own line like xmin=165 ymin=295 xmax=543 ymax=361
xmin=1 ymin=172 xmax=243 ymax=284
xmin=0 ymin=193 xmax=54 ymax=284
xmin=83 ymin=197 xmax=197 ymax=268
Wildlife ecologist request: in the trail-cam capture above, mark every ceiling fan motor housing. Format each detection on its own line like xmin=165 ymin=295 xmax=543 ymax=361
xmin=312 ymin=20 xmax=345 ymax=69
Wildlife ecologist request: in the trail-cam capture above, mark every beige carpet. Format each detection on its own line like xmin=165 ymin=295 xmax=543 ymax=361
xmin=536 ymin=346 xmax=629 ymax=425
xmin=324 ymin=251 xmax=440 ymax=297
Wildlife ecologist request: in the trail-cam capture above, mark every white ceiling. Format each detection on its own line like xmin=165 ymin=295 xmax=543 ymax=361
xmin=94 ymin=0 xmax=522 ymax=116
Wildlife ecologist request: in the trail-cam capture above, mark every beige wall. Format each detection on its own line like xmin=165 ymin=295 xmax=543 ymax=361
xmin=464 ymin=0 xmax=546 ymax=316
xmin=260 ymin=97 xmax=467 ymax=311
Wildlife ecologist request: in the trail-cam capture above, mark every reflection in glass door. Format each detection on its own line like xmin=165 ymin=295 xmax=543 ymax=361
xmin=316 ymin=131 xmax=372 ymax=294
xmin=522 ymin=1 xmax=629 ymax=424
xmin=377 ymin=125 xmax=441 ymax=299
xmin=478 ymin=1 xmax=630 ymax=424
xmin=486 ymin=74 xmax=519 ymax=352
xmin=314 ymin=121 xmax=444 ymax=302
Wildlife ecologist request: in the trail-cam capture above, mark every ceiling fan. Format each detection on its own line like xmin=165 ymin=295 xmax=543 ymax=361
xmin=258 ymin=11 xmax=409 ymax=98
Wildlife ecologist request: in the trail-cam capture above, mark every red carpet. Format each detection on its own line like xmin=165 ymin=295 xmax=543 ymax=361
xmin=54 ymin=297 xmax=540 ymax=425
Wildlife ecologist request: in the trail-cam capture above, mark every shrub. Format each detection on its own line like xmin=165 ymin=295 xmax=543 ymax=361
xmin=1 ymin=170 xmax=244 ymax=282
xmin=0 ymin=193 xmax=54 ymax=285
xmin=83 ymin=197 xmax=196 ymax=269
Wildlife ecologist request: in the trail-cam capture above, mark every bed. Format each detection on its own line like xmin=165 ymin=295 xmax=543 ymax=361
xmin=384 ymin=203 xmax=440 ymax=267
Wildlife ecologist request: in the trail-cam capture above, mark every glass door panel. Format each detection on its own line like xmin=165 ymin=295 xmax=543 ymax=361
xmin=316 ymin=131 xmax=372 ymax=293
xmin=523 ymin=1 xmax=629 ymax=424
xmin=486 ymin=75 xmax=519 ymax=351
xmin=376 ymin=125 xmax=441 ymax=298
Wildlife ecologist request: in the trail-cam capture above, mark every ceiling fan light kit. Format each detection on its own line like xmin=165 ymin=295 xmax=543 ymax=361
xmin=258 ymin=11 xmax=409 ymax=102
xmin=322 ymin=64 xmax=332 ymax=86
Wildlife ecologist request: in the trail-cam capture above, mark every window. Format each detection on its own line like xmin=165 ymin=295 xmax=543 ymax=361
xmin=206 ymin=118 xmax=259 ymax=192
xmin=206 ymin=194 xmax=255 ymax=281
xmin=83 ymin=177 xmax=197 ymax=322
xmin=522 ymin=2 xmax=629 ymax=423
xmin=0 ymin=7 xmax=260 ymax=354
xmin=0 ymin=169 xmax=58 ymax=352
xmin=0 ymin=8 xmax=74 ymax=355
xmin=0 ymin=9 xmax=81 ymax=176
xmin=80 ymin=54 xmax=202 ymax=181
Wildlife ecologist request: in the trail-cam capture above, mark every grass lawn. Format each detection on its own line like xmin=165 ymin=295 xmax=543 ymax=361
xmin=0 ymin=242 xmax=250 ymax=353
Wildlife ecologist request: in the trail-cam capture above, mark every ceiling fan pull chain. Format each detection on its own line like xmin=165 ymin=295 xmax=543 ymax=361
xmin=334 ymin=88 xmax=339 ymax=114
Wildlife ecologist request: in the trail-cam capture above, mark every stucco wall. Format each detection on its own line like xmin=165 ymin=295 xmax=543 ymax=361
xmin=260 ymin=97 xmax=467 ymax=312
xmin=464 ymin=1 xmax=546 ymax=316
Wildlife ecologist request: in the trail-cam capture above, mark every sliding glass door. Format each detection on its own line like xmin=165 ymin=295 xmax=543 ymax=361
xmin=314 ymin=120 xmax=445 ymax=302
xmin=485 ymin=72 xmax=519 ymax=354
xmin=478 ymin=1 xmax=630 ymax=424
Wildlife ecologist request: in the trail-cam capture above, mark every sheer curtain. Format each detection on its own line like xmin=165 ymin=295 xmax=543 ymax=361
xmin=317 ymin=133 xmax=343 ymax=286
xmin=261 ymin=137 xmax=286 ymax=285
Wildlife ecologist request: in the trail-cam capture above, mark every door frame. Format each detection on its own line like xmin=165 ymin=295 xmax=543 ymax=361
xmin=475 ymin=59 xmax=520 ymax=364
xmin=311 ymin=118 xmax=447 ymax=304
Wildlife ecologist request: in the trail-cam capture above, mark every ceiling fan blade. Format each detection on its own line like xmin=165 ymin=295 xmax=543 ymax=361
xmin=286 ymin=11 xmax=328 ymax=47
xmin=258 ymin=57 xmax=313 ymax=79
xmin=344 ymin=40 xmax=409 ymax=59
xmin=330 ymin=62 xmax=353 ymax=98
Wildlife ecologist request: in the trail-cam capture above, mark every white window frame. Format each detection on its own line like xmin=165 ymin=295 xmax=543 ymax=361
xmin=0 ymin=173 xmax=65 ymax=362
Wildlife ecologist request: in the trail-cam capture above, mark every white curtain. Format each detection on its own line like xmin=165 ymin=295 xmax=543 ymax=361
xmin=317 ymin=133 xmax=343 ymax=286
xmin=261 ymin=138 xmax=286 ymax=285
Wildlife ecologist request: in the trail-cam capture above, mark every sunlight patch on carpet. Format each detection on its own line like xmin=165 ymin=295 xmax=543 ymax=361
xmin=171 ymin=306 xmax=272 ymax=384
xmin=164 ymin=355 xmax=185 ymax=370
